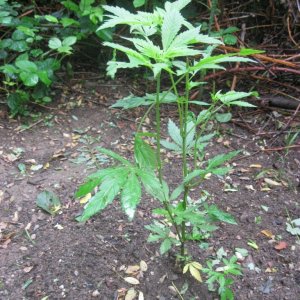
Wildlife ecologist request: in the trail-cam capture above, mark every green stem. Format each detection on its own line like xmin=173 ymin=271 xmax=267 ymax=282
xmin=155 ymin=72 xmax=163 ymax=182
xmin=155 ymin=72 xmax=183 ymax=244
xmin=180 ymin=63 xmax=190 ymax=256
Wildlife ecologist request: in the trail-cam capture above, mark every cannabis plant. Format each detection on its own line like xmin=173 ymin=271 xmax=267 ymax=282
xmin=75 ymin=0 xmax=258 ymax=298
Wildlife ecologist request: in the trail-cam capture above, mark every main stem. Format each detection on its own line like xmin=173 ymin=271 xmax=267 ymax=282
xmin=155 ymin=72 xmax=183 ymax=243
xmin=180 ymin=66 xmax=190 ymax=257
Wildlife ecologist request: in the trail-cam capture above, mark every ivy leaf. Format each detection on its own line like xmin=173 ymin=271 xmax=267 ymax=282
xmin=121 ymin=172 xmax=141 ymax=220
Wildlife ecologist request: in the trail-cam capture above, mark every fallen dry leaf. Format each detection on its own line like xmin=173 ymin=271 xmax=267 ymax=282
xmin=140 ymin=260 xmax=148 ymax=272
xmin=265 ymin=267 xmax=277 ymax=273
xmin=124 ymin=277 xmax=140 ymax=285
xmin=125 ymin=288 xmax=137 ymax=300
xmin=23 ymin=266 xmax=33 ymax=273
xmin=250 ymin=164 xmax=262 ymax=168
xmin=79 ymin=193 xmax=91 ymax=204
xmin=264 ymin=178 xmax=282 ymax=187
xmin=125 ymin=265 xmax=140 ymax=275
xmin=275 ymin=241 xmax=288 ymax=251
xmin=261 ymin=230 xmax=275 ymax=239
xmin=138 ymin=291 xmax=144 ymax=300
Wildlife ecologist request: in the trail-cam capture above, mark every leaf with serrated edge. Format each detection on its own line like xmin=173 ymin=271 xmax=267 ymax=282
xmin=161 ymin=8 xmax=183 ymax=51
xmin=121 ymin=172 xmax=141 ymax=220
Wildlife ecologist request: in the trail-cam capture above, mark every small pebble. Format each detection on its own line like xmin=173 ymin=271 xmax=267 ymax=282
xmin=92 ymin=290 xmax=100 ymax=297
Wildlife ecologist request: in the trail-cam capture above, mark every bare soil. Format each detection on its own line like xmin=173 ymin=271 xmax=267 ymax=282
xmin=0 ymin=80 xmax=299 ymax=300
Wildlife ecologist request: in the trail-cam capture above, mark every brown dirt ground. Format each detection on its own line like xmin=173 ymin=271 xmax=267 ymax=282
xmin=0 ymin=80 xmax=299 ymax=300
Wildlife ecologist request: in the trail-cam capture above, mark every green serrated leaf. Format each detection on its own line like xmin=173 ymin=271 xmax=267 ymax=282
xmin=96 ymin=147 xmax=132 ymax=166
xmin=207 ymin=150 xmax=239 ymax=169
xmin=206 ymin=205 xmax=237 ymax=225
xmin=161 ymin=8 xmax=183 ymax=51
xmin=121 ymin=172 xmax=141 ymax=220
xmin=77 ymin=168 xmax=129 ymax=222
xmin=134 ymin=136 xmax=156 ymax=170
xmin=138 ymin=170 xmax=165 ymax=202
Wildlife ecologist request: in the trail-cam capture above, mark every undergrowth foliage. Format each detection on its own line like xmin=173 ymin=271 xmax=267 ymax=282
xmin=0 ymin=0 xmax=111 ymax=116
xmin=75 ymin=0 xmax=259 ymax=298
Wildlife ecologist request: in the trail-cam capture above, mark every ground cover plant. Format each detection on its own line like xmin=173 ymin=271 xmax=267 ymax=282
xmin=0 ymin=0 xmax=113 ymax=116
xmin=75 ymin=1 xmax=260 ymax=298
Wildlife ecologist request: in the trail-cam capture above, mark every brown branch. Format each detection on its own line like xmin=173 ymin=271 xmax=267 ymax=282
xmin=205 ymin=66 xmax=300 ymax=80
xmin=219 ymin=45 xmax=299 ymax=69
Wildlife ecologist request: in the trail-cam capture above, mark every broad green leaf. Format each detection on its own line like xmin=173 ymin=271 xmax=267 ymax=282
xmin=229 ymin=100 xmax=256 ymax=107
xmin=215 ymin=112 xmax=232 ymax=123
xmin=213 ymin=90 xmax=257 ymax=104
xmin=61 ymin=17 xmax=79 ymax=27
xmin=121 ymin=172 xmax=141 ymax=220
xmin=45 ymin=15 xmax=58 ymax=23
xmin=79 ymin=0 xmax=95 ymax=13
xmin=20 ymin=72 xmax=39 ymax=86
xmin=48 ymin=37 xmax=62 ymax=49
xmin=37 ymin=71 xmax=51 ymax=86
xmin=134 ymin=136 xmax=156 ymax=170
xmin=57 ymin=45 xmax=72 ymax=54
xmin=15 ymin=60 xmax=37 ymax=72
xmin=62 ymin=36 xmax=77 ymax=47
xmin=133 ymin=0 xmax=146 ymax=8
xmin=36 ymin=190 xmax=61 ymax=215
xmin=160 ymin=238 xmax=172 ymax=254
xmin=161 ymin=8 xmax=183 ymax=51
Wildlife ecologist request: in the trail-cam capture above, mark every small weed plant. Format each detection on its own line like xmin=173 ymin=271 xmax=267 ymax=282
xmin=75 ymin=1 xmax=259 ymax=298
